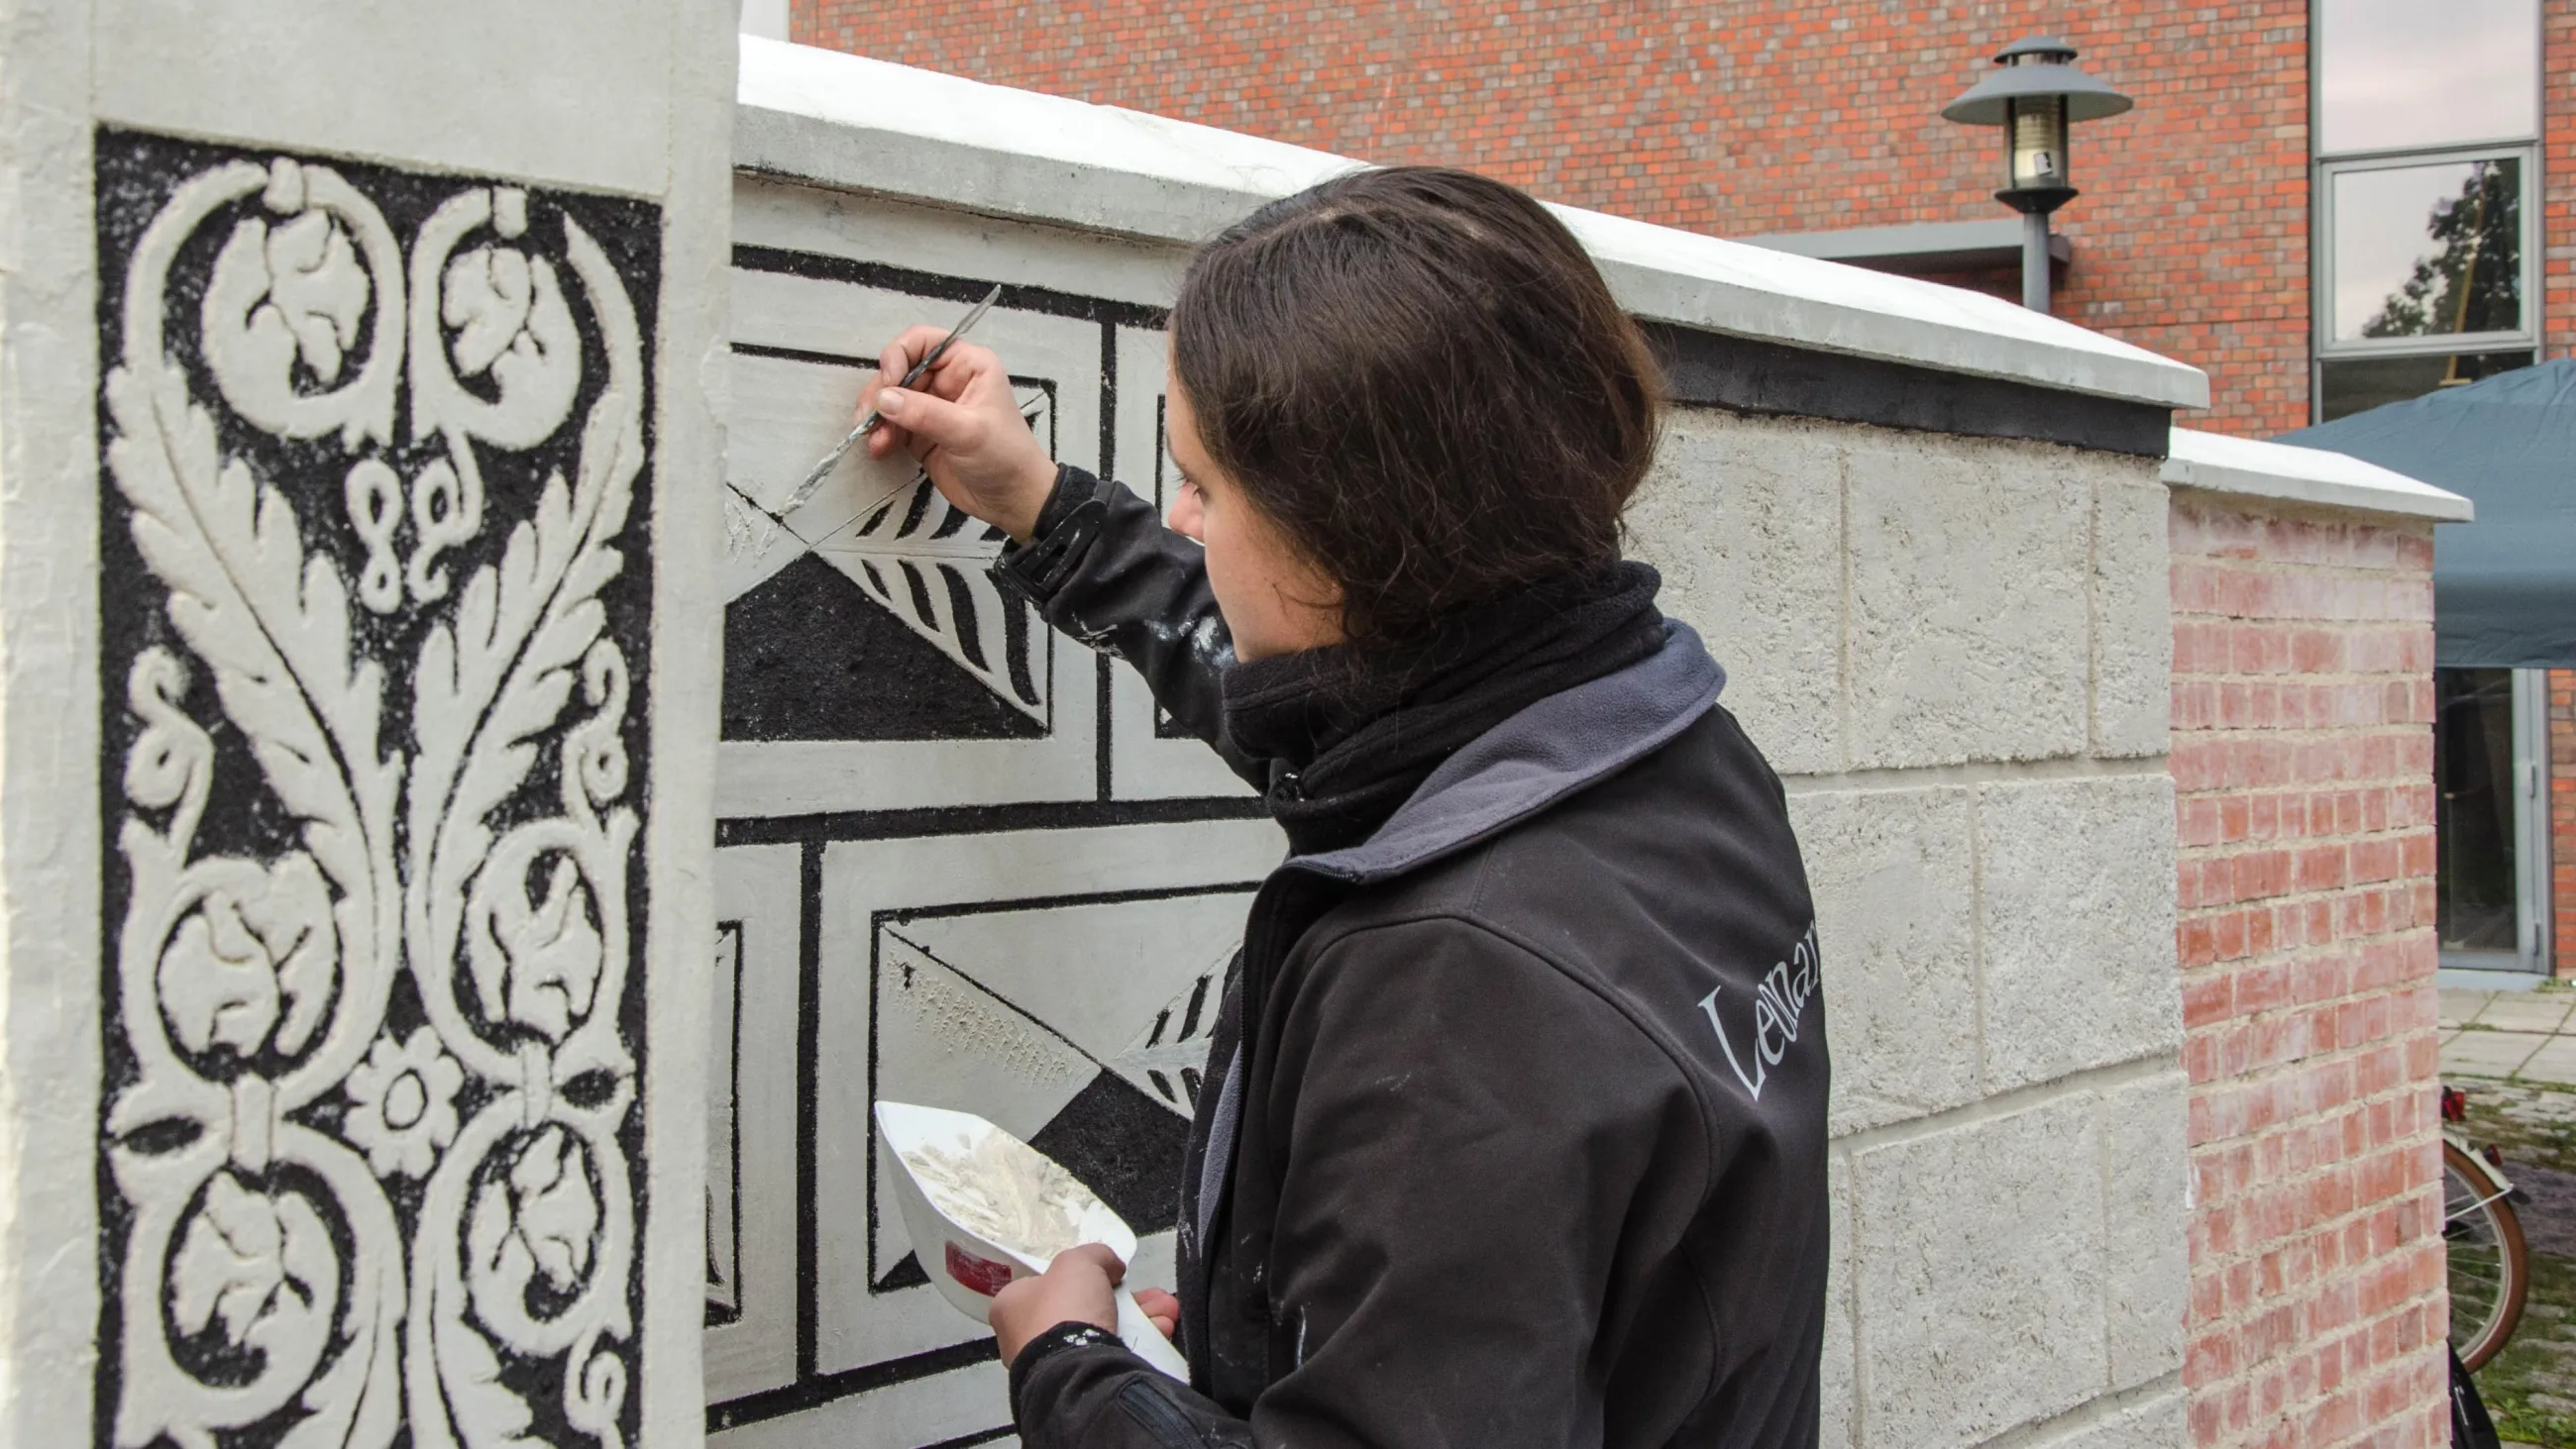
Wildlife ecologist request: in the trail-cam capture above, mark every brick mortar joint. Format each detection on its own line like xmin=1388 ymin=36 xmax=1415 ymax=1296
xmin=2177 ymin=826 xmax=2440 ymax=850
xmin=2186 ymin=1347 xmax=2452 ymax=1436
xmin=2169 ymin=722 xmax=2443 ymax=735
xmin=2170 ymin=616 xmax=2435 ymax=630
xmin=2185 ymin=1295 xmax=2450 ymax=1359
xmin=2171 ymin=671 xmax=2439 ymax=683
xmin=2184 ymin=1274 xmax=2450 ymax=1349
xmin=2184 ymin=1076 xmax=2441 ymax=1132
xmin=2184 ymin=1292 xmax=2450 ymax=1362
xmin=2185 ymin=1124 xmax=2445 ymax=1184
xmin=2183 ymin=991 xmax=2443 ymax=1025
xmin=2176 ymin=891 xmax=2435 ymax=919
xmin=2167 ymin=569 xmax=2439 ymax=589
xmin=2186 ymin=1054 xmax=2443 ymax=1106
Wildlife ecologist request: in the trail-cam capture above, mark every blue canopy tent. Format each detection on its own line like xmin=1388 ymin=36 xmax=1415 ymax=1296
xmin=2276 ymin=359 xmax=2576 ymax=667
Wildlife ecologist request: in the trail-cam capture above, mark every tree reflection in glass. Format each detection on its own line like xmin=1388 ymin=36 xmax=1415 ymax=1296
xmin=2333 ymin=158 xmax=2522 ymax=345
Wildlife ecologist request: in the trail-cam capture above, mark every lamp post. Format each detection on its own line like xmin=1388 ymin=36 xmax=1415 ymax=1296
xmin=1941 ymin=37 xmax=2132 ymax=312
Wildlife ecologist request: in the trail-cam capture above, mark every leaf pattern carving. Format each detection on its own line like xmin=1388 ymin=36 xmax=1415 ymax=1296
xmin=98 ymin=139 xmax=654 ymax=1449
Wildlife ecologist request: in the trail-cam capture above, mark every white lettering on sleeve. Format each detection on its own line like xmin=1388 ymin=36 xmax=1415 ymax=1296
xmin=1695 ymin=922 xmax=1821 ymax=1102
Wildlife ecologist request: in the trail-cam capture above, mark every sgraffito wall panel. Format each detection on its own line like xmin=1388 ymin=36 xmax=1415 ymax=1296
xmin=0 ymin=5 xmax=731 ymax=1446
xmin=707 ymin=188 xmax=1275 ymax=1445
xmin=92 ymin=127 xmax=674 ymax=1448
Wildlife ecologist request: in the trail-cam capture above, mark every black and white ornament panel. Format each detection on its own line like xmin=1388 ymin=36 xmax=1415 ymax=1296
xmin=95 ymin=129 xmax=659 ymax=1449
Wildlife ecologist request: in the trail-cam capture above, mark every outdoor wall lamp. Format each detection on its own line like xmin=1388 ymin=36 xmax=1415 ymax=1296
xmin=1941 ymin=36 xmax=2132 ymax=312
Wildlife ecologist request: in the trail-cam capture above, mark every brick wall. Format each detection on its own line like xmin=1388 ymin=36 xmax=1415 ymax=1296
xmin=2170 ymin=490 xmax=2447 ymax=1449
xmin=796 ymin=0 xmax=2315 ymax=436
xmin=2547 ymin=0 xmax=2576 ymax=352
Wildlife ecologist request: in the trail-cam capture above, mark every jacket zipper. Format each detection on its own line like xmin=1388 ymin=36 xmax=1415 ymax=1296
xmin=1116 ymin=1381 xmax=1209 ymax=1448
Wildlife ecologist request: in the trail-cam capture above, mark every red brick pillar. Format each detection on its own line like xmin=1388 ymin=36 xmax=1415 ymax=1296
xmin=2170 ymin=492 xmax=2447 ymax=1449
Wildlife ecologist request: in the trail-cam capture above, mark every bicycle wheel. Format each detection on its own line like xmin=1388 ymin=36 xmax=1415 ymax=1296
xmin=2445 ymin=1139 xmax=2530 ymax=1373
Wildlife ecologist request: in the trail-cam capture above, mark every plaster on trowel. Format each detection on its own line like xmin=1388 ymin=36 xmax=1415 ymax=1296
xmin=874 ymin=1100 xmax=1192 ymax=1381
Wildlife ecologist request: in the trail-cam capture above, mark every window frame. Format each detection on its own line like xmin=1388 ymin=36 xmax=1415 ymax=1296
xmin=2312 ymin=145 xmax=2540 ymax=362
xmin=2308 ymin=0 xmax=2544 ymax=420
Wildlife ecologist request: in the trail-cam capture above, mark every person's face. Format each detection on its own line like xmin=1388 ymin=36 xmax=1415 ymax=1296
xmin=1162 ymin=373 xmax=1344 ymax=663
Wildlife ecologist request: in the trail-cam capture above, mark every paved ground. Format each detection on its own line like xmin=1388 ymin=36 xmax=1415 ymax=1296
xmin=2443 ymin=987 xmax=2576 ymax=1086
xmin=2443 ymin=983 xmax=2576 ymax=1447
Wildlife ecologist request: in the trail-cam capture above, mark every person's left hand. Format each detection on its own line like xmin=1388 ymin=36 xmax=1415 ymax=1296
xmin=990 ymin=1243 xmax=1125 ymax=1367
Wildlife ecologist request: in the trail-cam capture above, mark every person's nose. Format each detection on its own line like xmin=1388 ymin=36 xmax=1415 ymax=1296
xmin=1166 ymin=484 xmax=1204 ymax=542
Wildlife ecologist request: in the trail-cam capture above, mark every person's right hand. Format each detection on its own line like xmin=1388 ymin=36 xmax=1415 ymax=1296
xmin=860 ymin=326 xmax=1059 ymax=542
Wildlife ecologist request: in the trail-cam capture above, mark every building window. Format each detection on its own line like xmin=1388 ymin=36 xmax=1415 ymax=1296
xmin=2312 ymin=0 xmax=2540 ymax=423
xmin=2434 ymin=670 xmax=2553 ymax=972
xmin=2314 ymin=1 xmax=2552 ymax=976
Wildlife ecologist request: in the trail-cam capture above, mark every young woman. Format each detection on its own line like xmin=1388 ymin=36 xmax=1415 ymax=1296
xmin=856 ymin=165 xmax=1830 ymax=1448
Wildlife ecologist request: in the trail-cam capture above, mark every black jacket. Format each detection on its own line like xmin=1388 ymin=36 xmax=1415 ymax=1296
xmin=996 ymin=470 xmax=1831 ymax=1449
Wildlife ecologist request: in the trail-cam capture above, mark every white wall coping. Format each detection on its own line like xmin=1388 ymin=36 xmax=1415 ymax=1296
xmin=734 ymin=38 xmax=2210 ymax=413
xmin=2162 ymin=427 xmax=2473 ymax=523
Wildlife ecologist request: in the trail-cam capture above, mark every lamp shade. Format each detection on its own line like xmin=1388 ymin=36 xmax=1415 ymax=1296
xmin=1942 ymin=38 xmax=2135 ymax=126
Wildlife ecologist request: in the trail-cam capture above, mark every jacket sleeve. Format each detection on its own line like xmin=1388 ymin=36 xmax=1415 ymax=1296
xmin=994 ymin=465 xmax=1258 ymax=784
xmin=1011 ymin=916 xmax=1705 ymax=1449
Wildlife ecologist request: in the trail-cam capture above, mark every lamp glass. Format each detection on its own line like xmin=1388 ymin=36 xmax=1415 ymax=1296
xmin=2006 ymin=95 xmax=2069 ymax=191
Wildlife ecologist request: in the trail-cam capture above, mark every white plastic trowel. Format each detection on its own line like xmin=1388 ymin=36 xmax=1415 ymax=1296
xmin=874 ymin=1100 xmax=1191 ymax=1381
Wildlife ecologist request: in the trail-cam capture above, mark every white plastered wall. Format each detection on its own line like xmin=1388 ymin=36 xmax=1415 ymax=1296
xmin=0 ymin=2 xmax=734 ymax=1445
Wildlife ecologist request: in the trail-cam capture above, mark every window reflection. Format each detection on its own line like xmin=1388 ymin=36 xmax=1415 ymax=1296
xmin=2317 ymin=0 xmax=2536 ymax=154
xmin=2330 ymin=157 xmax=2521 ymax=340
xmin=2437 ymin=669 xmax=2521 ymax=956
xmin=2318 ymin=350 xmax=2531 ymax=420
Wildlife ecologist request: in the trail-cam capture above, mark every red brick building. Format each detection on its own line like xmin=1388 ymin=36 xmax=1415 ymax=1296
xmin=791 ymin=5 xmax=2554 ymax=1447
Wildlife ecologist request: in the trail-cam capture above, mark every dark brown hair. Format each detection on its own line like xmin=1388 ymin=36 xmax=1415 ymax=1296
xmin=1169 ymin=164 xmax=1663 ymax=654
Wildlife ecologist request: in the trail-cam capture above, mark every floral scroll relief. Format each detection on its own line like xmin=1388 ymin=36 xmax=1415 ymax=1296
xmin=100 ymin=143 xmax=652 ymax=1449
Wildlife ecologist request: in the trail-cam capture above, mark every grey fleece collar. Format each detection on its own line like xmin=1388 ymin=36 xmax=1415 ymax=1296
xmin=1287 ymin=623 xmax=1726 ymax=885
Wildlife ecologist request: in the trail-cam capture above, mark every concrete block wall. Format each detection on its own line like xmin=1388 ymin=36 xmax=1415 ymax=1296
xmin=1633 ymin=413 xmax=2192 ymax=1449
xmin=2159 ymin=432 xmax=2467 ymax=1449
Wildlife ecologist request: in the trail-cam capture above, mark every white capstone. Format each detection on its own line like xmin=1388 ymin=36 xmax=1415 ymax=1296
xmin=2163 ymin=426 xmax=2471 ymax=524
xmin=735 ymin=40 xmax=2208 ymax=412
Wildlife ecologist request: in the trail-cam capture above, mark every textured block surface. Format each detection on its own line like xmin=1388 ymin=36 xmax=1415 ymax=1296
xmin=2018 ymin=1389 xmax=2193 ymax=1449
xmin=1845 ymin=434 xmax=2092 ymax=770
xmin=1979 ymin=774 xmax=2184 ymax=1091
xmin=1852 ymin=1093 xmax=2107 ymax=1449
xmin=2098 ymin=1070 xmax=2191 ymax=1388
xmin=1790 ymin=785 xmax=1981 ymax=1134
xmin=2093 ymin=473 xmax=2176 ymax=759
xmin=1629 ymin=410 xmax=1846 ymax=777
